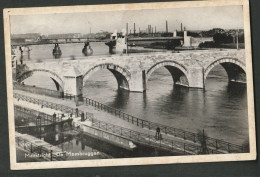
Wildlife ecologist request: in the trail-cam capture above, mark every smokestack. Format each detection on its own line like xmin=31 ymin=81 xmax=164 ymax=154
xmin=134 ymin=23 xmax=136 ymax=35
xmin=181 ymin=23 xmax=183 ymax=32
xmin=166 ymin=20 xmax=168 ymax=33
xmin=126 ymin=23 xmax=128 ymax=35
xmin=155 ymin=26 xmax=156 ymax=33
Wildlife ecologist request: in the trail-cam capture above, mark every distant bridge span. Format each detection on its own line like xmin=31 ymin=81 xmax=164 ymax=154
xmin=16 ymin=49 xmax=246 ymax=96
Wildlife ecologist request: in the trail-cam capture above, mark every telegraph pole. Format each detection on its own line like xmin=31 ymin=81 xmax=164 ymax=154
xmin=236 ymin=28 xmax=239 ymax=50
xmin=166 ymin=20 xmax=168 ymax=33
xmin=134 ymin=23 xmax=136 ymax=36
xmin=126 ymin=23 xmax=128 ymax=54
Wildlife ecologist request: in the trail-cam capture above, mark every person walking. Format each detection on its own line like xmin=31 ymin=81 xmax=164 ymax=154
xmin=156 ymin=127 xmax=161 ymax=140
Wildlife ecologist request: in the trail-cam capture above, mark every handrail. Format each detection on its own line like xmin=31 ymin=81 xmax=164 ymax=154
xmin=14 ymin=105 xmax=72 ymax=127
xmin=65 ymin=93 xmax=246 ymax=153
xmin=14 ymin=91 xmax=246 ymax=153
xmin=15 ymin=104 xmax=214 ymax=155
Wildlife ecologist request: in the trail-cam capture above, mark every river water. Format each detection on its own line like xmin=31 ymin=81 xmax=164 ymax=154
xmin=20 ymin=42 xmax=249 ymax=152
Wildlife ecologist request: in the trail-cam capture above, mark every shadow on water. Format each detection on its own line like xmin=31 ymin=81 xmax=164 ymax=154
xmin=106 ymin=89 xmax=130 ymax=109
xmin=226 ymin=82 xmax=247 ymax=98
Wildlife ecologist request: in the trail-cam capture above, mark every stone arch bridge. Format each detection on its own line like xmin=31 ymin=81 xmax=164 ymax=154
xmin=16 ymin=49 xmax=246 ymax=96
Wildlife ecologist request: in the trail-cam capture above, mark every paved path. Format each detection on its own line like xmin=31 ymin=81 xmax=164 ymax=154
xmin=14 ymin=90 xmax=201 ymax=147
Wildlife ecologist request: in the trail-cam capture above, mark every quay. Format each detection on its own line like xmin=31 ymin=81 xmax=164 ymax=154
xmin=14 ymin=88 xmax=246 ymax=154
xmin=14 ymin=92 xmax=199 ymax=155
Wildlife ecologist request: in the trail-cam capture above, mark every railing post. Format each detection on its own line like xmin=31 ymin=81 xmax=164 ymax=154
xmin=184 ymin=132 xmax=186 ymax=140
xmin=50 ymin=150 xmax=53 ymax=161
xmin=184 ymin=144 xmax=186 ymax=154
xmin=216 ymin=140 xmax=218 ymax=150
xmin=228 ymin=143 xmax=230 ymax=153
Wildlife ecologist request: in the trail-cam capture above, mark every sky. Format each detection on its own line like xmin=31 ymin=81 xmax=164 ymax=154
xmin=10 ymin=5 xmax=244 ymax=35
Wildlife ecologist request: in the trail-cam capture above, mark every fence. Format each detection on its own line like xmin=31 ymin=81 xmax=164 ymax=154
xmin=14 ymin=94 xmax=223 ymax=155
xmin=14 ymin=104 xmax=71 ymax=126
xmin=14 ymin=92 xmax=247 ymax=154
xmin=16 ymin=136 xmax=66 ymax=161
xmin=63 ymin=93 xmax=246 ymax=153
xmin=81 ymin=115 xmax=222 ymax=155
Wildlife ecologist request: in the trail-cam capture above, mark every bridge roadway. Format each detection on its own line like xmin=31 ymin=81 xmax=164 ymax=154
xmin=16 ymin=49 xmax=246 ymax=96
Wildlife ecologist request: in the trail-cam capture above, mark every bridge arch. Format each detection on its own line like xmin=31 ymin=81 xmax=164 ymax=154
xmin=204 ymin=58 xmax=246 ymax=83
xmin=17 ymin=69 xmax=64 ymax=91
xmin=83 ymin=63 xmax=131 ymax=90
xmin=146 ymin=60 xmax=190 ymax=87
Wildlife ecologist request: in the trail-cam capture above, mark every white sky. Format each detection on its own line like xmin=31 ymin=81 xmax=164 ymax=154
xmin=10 ymin=5 xmax=244 ymax=35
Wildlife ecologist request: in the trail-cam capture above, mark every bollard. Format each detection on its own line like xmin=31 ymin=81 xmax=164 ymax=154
xmin=81 ymin=113 xmax=85 ymax=122
xmin=50 ymin=150 xmax=53 ymax=161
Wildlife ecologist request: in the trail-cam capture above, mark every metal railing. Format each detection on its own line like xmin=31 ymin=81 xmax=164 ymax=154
xmin=14 ymin=105 xmax=72 ymax=127
xmin=14 ymin=94 xmax=223 ymax=155
xmin=83 ymin=116 xmax=223 ymax=155
xmin=64 ymin=93 xmax=246 ymax=153
xmin=14 ymin=92 xmax=247 ymax=153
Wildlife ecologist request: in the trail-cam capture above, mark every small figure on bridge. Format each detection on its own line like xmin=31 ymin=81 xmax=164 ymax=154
xmin=156 ymin=127 xmax=161 ymax=140
xmin=75 ymin=108 xmax=78 ymax=117
xmin=53 ymin=112 xmax=56 ymax=122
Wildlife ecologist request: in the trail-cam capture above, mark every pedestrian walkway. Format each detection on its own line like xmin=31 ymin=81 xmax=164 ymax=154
xmin=14 ymin=90 xmax=198 ymax=145
xmin=14 ymin=89 xmax=242 ymax=154
xmin=14 ymin=94 xmax=200 ymax=154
